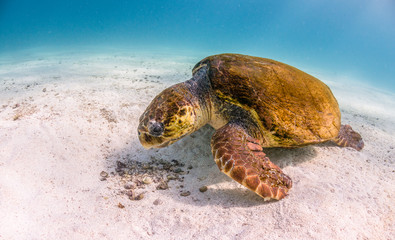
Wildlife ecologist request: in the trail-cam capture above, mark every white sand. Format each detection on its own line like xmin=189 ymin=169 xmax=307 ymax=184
xmin=0 ymin=49 xmax=394 ymax=240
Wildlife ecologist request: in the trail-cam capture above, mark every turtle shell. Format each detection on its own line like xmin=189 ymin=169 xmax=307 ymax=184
xmin=193 ymin=54 xmax=341 ymax=147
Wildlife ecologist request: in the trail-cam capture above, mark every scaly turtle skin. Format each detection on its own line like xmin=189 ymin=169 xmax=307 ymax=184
xmin=138 ymin=54 xmax=364 ymax=200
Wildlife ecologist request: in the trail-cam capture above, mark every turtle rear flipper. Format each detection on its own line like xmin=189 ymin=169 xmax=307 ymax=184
xmin=332 ymin=124 xmax=364 ymax=151
xmin=211 ymin=123 xmax=292 ymax=200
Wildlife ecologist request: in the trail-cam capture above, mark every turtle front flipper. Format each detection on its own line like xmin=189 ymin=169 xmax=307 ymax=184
xmin=211 ymin=123 xmax=292 ymax=200
xmin=332 ymin=124 xmax=364 ymax=151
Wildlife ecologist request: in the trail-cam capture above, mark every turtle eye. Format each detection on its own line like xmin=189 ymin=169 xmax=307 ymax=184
xmin=148 ymin=121 xmax=164 ymax=137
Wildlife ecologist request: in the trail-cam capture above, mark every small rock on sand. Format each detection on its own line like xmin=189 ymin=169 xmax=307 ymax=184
xmin=180 ymin=191 xmax=190 ymax=197
xmin=199 ymin=186 xmax=208 ymax=192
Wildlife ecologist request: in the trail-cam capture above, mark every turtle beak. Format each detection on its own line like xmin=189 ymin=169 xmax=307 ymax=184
xmin=138 ymin=131 xmax=153 ymax=149
xmin=137 ymin=126 xmax=169 ymax=149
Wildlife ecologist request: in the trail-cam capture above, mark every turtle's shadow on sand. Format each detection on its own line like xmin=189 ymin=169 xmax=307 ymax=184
xmin=107 ymin=126 xmax=321 ymax=208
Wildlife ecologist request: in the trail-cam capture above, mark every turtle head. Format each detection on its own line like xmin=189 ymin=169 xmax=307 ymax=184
xmin=138 ymin=83 xmax=198 ymax=149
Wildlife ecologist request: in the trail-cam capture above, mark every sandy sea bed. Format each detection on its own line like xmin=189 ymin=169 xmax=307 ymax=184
xmin=0 ymin=49 xmax=394 ymax=239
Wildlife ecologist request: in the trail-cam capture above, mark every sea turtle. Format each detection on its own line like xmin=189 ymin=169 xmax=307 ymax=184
xmin=137 ymin=54 xmax=364 ymax=200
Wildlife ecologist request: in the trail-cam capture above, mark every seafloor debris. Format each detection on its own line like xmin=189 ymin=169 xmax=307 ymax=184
xmin=180 ymin=191 xmax=191 ymax=197
xmin=199 ymin=186 xmax=208 ymax=193
xmin=101 ymin=157 xmax=190 ymax=202
xmin=153 ymin=199 xmax=163 ymax=205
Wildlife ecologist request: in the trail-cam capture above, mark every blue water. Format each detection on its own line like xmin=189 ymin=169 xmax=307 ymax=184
xmin=1 ymin=0 xmax=394 ymax=91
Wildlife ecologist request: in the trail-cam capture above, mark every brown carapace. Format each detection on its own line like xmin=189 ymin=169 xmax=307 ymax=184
xmin=138 ymin=54 xmax=364 ymax=201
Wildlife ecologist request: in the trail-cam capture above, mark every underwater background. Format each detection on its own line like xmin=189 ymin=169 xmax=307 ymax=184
xmin=1 ymin=2 xmax=395 ymax=239
xmin=0 ymin=0 xmax=394 ymax=91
